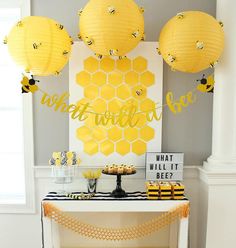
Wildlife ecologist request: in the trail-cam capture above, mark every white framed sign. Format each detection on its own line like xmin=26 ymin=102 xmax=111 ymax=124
xmin=145 ymin=152 xmax=184 ymax=181
xmin=69 ymin=42 xmax=163 ymax=167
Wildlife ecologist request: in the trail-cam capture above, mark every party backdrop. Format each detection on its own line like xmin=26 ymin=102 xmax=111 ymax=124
xmin=69 ymin=42 xmax=163 ymax=166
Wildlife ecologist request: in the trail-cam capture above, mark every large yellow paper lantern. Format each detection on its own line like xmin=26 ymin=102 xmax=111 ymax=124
xmin=79 ymin=0 xmax=144 ymax=56
xmin=159 ymin=11 xmax=224 ymax=73
xmin=6 ymin=16 xmax=72 ymax=76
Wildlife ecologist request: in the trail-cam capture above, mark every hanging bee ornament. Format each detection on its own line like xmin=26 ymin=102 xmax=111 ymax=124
xmin=85 ymin=37 xmax=94 ymax=46
xmin=54 ymin=71 xmax=60 ymax=76
xmin=69 ymin=36 xmax=74 ymax=45
xmin=219 ymin=21 xmax=224 ymax=27
xmin=56 ymin=23 xmax=64 ymax=30
xmin=108 ymin=6 xmax=116 ymax=14
xmin=141 ymin=32 xmax=146 ymax=41
xmin=21 ymin=75 xmax=39 ymax=94
xmin=16 ymin=21 xmax=23 ymax=27
xmin=132 ymin=30 xmax=140 ymax=38
xmin=95 ymin=53 xmax=103 ymax=59
xmin=196 ymin=41 xmax=204 ymax=50
xmin=156 ymin=47 xmax=161 ymax=55
xmin=32 ymin=42 xmax=42 ymax=49
xmin=109 ymin=49 xmax=118 ymax=56
xmin=196 ymin=74 xmax=214 ymax=93
xmin=210 ymin=61 xmax=218 ymax=68
xmin=176 ymin=12 xmax=184 ymax=19
xmin=139 ymin=7 xmax=145 ymax=14
xmin=167 ymin=54 xmax=176 ymax=63
xmin=77 ymin=33 xmax=82 ymax=40
xmin=3 ymin=36 xmax=8 ymax=44
xmin=62 ymin=50 xmax=69 ymax=56
xmin=78 ymin=8 xmax=83 ymax=16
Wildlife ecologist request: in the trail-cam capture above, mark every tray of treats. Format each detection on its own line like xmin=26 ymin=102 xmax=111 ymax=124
xmin=102 ymin=164 xmax=136 ymax=175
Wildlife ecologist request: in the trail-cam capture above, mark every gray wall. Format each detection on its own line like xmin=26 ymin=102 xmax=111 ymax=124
xmin=32 ymin=0 xmax=216 ymax=165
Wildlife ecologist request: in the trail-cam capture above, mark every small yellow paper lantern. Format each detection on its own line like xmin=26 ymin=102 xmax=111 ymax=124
xmin=159 ymin=11 xmax=224 ymax=73
xmin=6 ymin=16 xmax=72 ymax=76
xmin=79 ymin=0 xmax=144 ymax=56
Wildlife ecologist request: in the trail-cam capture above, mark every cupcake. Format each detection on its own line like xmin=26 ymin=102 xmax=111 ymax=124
xmin=103 ymin=165 xmax=109 ymax=173
xmin=131 ymin=165 xmax=136 ymax=173
xmin=118 ymin=166 xmax=124 ymax=174
xmin=123 ymin=165 xmax=127 ymax=174
xmin=108 ymin=166 xmax=114 ymax=174
xmin=126 ymin=166 xmax=132 ymax=174
xmin=113 ymin=165 xmax=118 ymax=174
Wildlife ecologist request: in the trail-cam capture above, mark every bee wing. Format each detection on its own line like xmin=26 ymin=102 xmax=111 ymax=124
xmin=207 ymin=75 xmax=215 ymax=86
xmin=30 ymin=85 xmax=39 ymax=93
xmin=21 ymin=76 xmax=29 ymax=86
xmin=197 ymin=84 xmax=206 ymax=92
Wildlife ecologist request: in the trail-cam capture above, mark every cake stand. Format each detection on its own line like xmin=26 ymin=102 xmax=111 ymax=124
xmin=102 ymin=171 xmax=136 ymax=198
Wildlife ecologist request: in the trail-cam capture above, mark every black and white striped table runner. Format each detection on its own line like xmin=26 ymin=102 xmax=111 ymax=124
xmin=43 ymin=192 xmax=188 ymax=201
xmin=43 ymin=191 xmax=147 ymax=201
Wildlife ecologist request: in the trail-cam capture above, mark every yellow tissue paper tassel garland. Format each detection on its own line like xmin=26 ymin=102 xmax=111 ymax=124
xmin=79 ymin=0 xmax=144 ymax=56
xmin=43 ymin=202 xmax=189 ymax=241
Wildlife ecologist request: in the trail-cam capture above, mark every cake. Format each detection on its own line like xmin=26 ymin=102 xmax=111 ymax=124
xmin=170 ymin=182 xmax=185 ymax=200
xmin=159 ymin=182 xmax=172 ymax=200
xmin=146 ymin=181 xmax=159 ymax=200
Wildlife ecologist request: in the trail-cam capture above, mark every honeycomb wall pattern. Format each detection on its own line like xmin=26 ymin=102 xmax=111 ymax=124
xmin=76 ymin=56 xmax=156 ymax=156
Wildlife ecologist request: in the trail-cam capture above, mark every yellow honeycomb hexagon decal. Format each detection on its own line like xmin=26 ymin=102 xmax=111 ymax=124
xmin=108 ymin=99 xmax=123 ymax=113
xmin=124 ymin=127 xmax=139 ymax=142
xmin=84 ymin=85 xmax=99 ymax=99
xmin=125 ymin=71 xmax=139 ymax=86
xmin=117 ymin=57 xmax=131 ymax=72
xmin=75 ymin=56 xmax=157 ymax=156
xmin=100 ymin=140 xmax=114 ymax=156
xmin=91 ymin=71 xmax=107 ymax=86
xmin=135 ymin=113 xmax=147 ymax=128
xmin=85 ymin=115 xmax=97 ymax=128
xmin=92 ymin=127 xmax=107 ymax=141
xmin=101 ymin=85 xmax=115 ymax=100
xmin=76 ymin=126 xmax=92 ymax=142
xmin=140 ymin=71 xmax=155 ymax=87
xmin=140 ymin=99 xmax=156 ymax=112
xmin=117 ymin=85 xmax=131 ymax=100
xmin=76 ymin=71 xmax=91 ymax=87
xmin=92 ymin=98 xmax=107 ymax=113
xmin=84 ymin=140 xmax=98 ymax=155
xmin=84 ymin=57 xmax=99 ymax=73
xmin=132 ymin=140 xmax=147 ymax=155
xmin=100 ymin=57 xmax=115 ymax=72
xmin=108 ymin=127 xmax=122 ymax=142
xmin=133 ymin=56 xmax=147 ymax=72
xmin=108 ymin=72 xmax=123 ymax=86
xmin=140 ymin=126 xmax=155 ymax=141
xmin=117 ymin=140 xmax=130 ymax=155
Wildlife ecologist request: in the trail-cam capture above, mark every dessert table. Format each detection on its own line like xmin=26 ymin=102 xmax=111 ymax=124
xmin=41 ymin=192 xmax=189 ymax=248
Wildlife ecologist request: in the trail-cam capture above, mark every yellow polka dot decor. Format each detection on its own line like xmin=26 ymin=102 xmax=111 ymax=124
xmin=79 ymin=0 xmax=144 ymax=56
xmin=158 ymin=11 xmax=224 ymax=73
xmin=6 ymin=16 xmax=72 ymax=76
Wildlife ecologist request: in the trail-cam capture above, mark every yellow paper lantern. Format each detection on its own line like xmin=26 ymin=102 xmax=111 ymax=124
xmin=79 ymin=0 xmax=144 ymax=56
xmin=6 ymin=16 xmax=72 ymax=76
xmin=159 ymin=11 xmax=224 ymax=73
